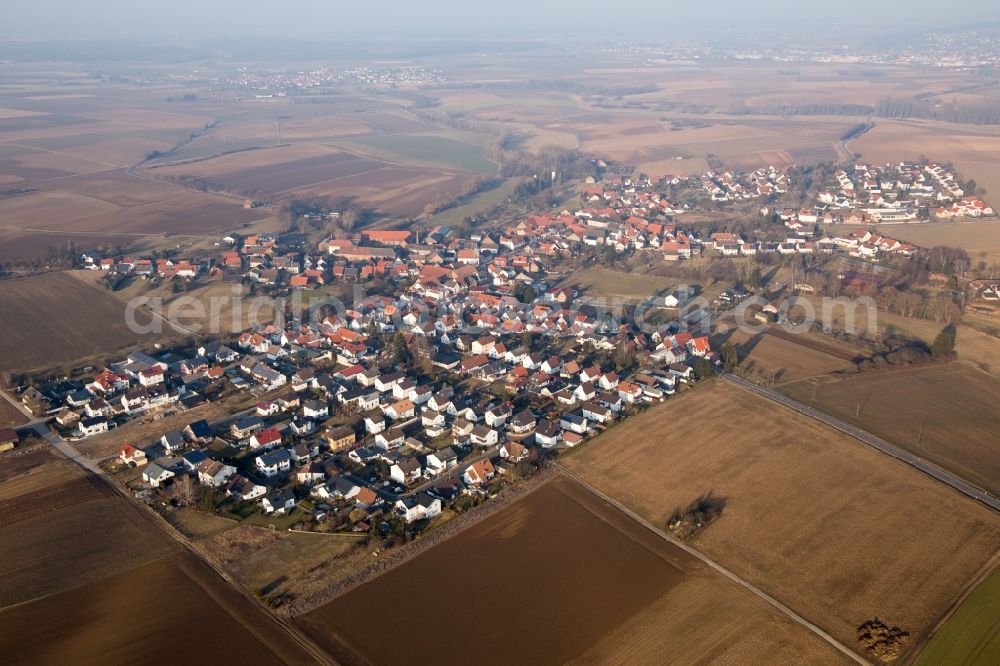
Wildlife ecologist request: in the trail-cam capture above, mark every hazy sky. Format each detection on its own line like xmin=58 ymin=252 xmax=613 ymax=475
xmin=4 ymin=0 xmax=998 ymax=41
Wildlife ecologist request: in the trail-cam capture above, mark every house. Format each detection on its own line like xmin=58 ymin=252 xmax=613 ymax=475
xmin=142 ymin=463 xmax=175 ymax=488
xmin=376 ymin=427 xmax=405 ymax=451
xmin=250 ymin=427 xmax=282 ymax=450
xmin=364 ymin=414 xmax=386 ymax=435
xmin=183 ymin=419 xmax=213 ymax=443
xmin=302 ymin=399 xmax=329 ymax=419
xmin=119 ymin=443 xmax=147 ymax=466
xmin=262 ymin=490 xmax=296 ymax=515
xmin=227 ymin=474 xmax=267 ymax=501
xmin=463 ymin=459 xmax=496 ymax=487
xmin=534 ymin=419 xmax=561 ymax=448
xmin=425 ymin=447 xmax=458 ymax=475
xmin=231 ymin=416 xmax=264 ymax=439
xmin=197 ymin=460 xmax=236 ymax=487
xmin=559 ymin=412 xmax=589 ymax=434
xmin=323 ymin=425 xmax=356 ymax=451
xmin=394 ymin=492 xmax=442 ymax=523
xmin=77 ymin=416 xmax=109 ymax=437
xmin=390 ymin=457 xmax=423 ymax=484
xmin=499 ymin=441 xmax=528 ymax=462
xmin=160 ymin=431 xmax=186 ymax=454
xmin=181 ymin=449 xmax=208 ymax=471
xmin=509 ymin=410 xmax=536 ymax=434
xmin=384 ymin=399 xmax=415 ymax=421
xmin=581 ymin=401 xmax=613 ymax=424
xmin=470 ymin=424 xmax=499 ymax=447
xmin=353 ymin=486 xmax=381 ymax=509
xmin=255 ymin=448 xmax=292 ymax=478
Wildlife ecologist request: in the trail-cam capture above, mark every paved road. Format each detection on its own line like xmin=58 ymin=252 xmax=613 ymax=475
xmin=557 ymin=464 xmax=868 ymax=665
xmin=722 ymin=373 xmax=1000 ymax=512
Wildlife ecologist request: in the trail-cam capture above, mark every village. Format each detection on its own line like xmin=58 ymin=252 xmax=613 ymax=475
xmin=8 ymin=162 xmax=997 ymax=540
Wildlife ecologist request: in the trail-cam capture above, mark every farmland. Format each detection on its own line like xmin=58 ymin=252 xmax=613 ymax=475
xmin=563 ymin=380 xmax=1000 ymax=659
xmin=297 ymin=477 xmax=848 ymax=665
xmin=780 ymin=363 xmax=1000 ymax=496
xmin=735 ymin=329 xmax=860 ymax=384
xmin=0 ymin=271 xmax=164 ymax=373
xmin=0 ymin=444 xmax=319 ymax=664
xmin=916 ymin=567 xmax=1000 ymax=666
xmin=851 ymin=118 xmax=1000 ymax=200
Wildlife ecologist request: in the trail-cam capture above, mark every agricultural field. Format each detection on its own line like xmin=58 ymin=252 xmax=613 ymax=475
xmin=734 ymin=329 xmax=861 ymax=384
xmin=859 ymin=220 xmax=1000 ymax=267
xmin=297 ymin=477 xmax=848 ymax=665
xmin=0 ymin=442 xmax=318 ymax=664
xmin=916 ymin=567 xmax=1000 ymax=666
xmin=851 ymin=118 xmax=1000 ymax=199
xmin=0 ymin=271 xmax=165 ymax=373
xmin=149 ymin=140 xmax=489 ymax=221
xmin=0 ymin=398 xmax=28 ymax=427
xmin=333 ymin=133 xmax=497 ymax=174
xmin=780 ymin=363 xmax=1000 ymax=496
xmin=563 ymin=380 xmax=1000 ymax=660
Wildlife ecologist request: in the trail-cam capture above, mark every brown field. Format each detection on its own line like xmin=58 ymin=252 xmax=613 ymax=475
xmin=851 ymin=119 xmax=1000 ymax=199
xmin=736 ymin=329 xmax=858 ymax=383
xmin=150 ymin=141 xmax=481 ymax=220
xmin=0 ymin=271 xmax=166 ymax=373
xmin=0 ymin=473 xmax=110 ymax=528
xmin=0 ymin=494 xmax=177 ymax=608
xmin=0 ymin=447 xmax=60 ymax=483
xmin=298 ymin=477 xmax=848 ymax=665
xmin=841 ymin=220 xmax=1000 ymax=266
xmin=0 ymin=440 xmax=319 ymax=664
xmin=0 ymin=398 xmax=29 ymax=427
xmin=0 ymin=551 xmax=311 ymax=665
xmin=563 ymin=380 xmax=1000 ymax=658
xmin=781 ymin=363 xmax=1000 ymax=496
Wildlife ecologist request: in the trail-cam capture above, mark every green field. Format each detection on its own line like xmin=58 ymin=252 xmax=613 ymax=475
xmin=422 ymin=177 xmax=525 ymax=227
xmin=561 ymin=267 xmax=674 ymax=299
xmin=335 ymin=134 xmax=496 ymax=174
xmin=916 ymin=568 xmax=1000 ymax=666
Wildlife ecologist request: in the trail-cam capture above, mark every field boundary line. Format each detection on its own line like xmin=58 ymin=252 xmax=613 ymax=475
xmin=44 ymin=437 xmax=336 ymax=666
xmin=555 ymin=464 xmax=869 ymax=665
xmin=721 ymin=373 xmax=1000 ymax=512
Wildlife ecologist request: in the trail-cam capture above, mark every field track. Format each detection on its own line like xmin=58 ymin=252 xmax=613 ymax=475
xmin=554 ymin=464 xmax=867 ymax=665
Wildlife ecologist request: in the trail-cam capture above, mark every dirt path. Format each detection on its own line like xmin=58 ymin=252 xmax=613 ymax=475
xmin=555 ymin=463 xmax=868 ymax=665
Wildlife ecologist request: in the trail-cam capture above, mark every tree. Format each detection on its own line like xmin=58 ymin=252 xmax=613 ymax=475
xmin=721 ymin=343 xmax=738 ymax=370
xmin=173 ymin=475 xmax=197 ymax=507
xmin=748 ymin=267 xmax=763 ymax=290
xmin=931 ymin=324 xmax=956 ymax=357
xmin=693 ymin=357 xmax=715 ymax=379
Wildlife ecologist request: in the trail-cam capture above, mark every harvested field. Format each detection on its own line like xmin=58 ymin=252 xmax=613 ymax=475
xmin=851 ymin=118 xmax=1000 ymax=199
xmin=861 ymin=221 xmax=1000 ymax=266
xmin=0 ymin=496 xmax=177 ymax=608
xmin=737 ymin=329 xmax=859 ymax=384
xmin=0 ymin=271 xmax=162 ymax=373
xmin=563 ymin=380 xmax=1000 ymax=658
xmin=0 ymin=474 xmax=109 ymax=528
xmin=0 ymin=457 xmax=81 ymax=501
xmin=298 ymin=477 xmax=848 ymax=665
xmin=0 ymin=398 xmax=28 ymax=427
xmin=0 ymin=552 xmax=312 ymax=665
xmin=780 ymin=363 xmax=1000 ymax=496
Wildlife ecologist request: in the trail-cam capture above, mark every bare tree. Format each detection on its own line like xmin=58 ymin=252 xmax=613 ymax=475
xmin=173 ymin=475 xmax=197 ymax=507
